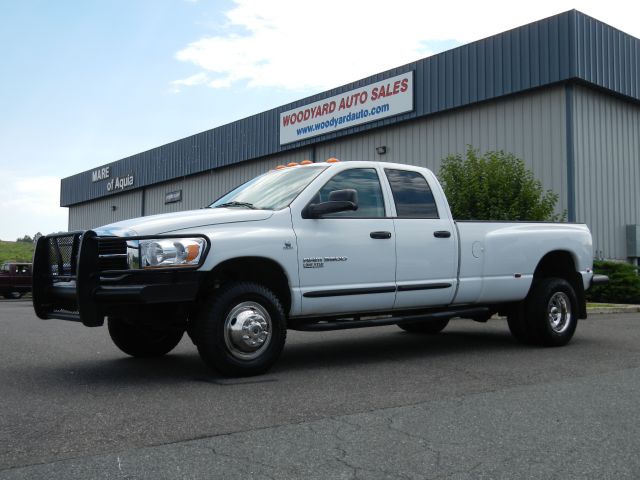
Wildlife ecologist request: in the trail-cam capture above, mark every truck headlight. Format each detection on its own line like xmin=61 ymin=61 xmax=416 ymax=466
xmin=140 ymin=238 xmax=206 ymax=268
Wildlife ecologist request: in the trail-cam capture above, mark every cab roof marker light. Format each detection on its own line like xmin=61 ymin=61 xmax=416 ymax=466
xmin=300 ymin=160 xmax=313 ymax=165
xmin=326 ymin=158 xmax=340 ymax=163
xmin=287 ymin=162 xmax=299 ymax=167
xmin=275 ymin=165 xmax=286 ymax=170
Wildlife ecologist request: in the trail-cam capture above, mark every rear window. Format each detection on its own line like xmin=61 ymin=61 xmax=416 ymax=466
xmin=384 ymin=169 xmax=439 ymax=218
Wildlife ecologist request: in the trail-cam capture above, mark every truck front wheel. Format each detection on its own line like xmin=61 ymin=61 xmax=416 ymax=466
xmin=196 ymin=282 xmax=287 ymax=377
xmin=107 ymin=315 xmax=185 ymax=358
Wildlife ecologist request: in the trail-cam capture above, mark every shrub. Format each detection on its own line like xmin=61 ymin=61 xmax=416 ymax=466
xmin=438 ymin=147 xmax=564 ymax=221
xmin=586 ymin=260 xmax=640 ymax=304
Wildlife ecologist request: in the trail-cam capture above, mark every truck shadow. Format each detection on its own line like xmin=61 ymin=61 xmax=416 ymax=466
xmin=278 ymin=327 xmax=520 ymax=373
xmin=27 ymin=353 xmax=210 ymax=387
xmin=22 ymin=321 xmax=591 ymax=386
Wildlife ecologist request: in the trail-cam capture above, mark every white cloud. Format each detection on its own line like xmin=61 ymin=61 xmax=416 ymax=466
xmin=0 ymin=174 xmax=67 ymax=240
xmin=208 ymin=77 xmax=233 ymax=88
xmin=173 ymin=0 xmax=640 ymax=92
xmin=170 ymin=72 xmax=210 ymax=92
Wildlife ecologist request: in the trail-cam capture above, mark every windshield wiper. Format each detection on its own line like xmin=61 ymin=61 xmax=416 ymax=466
xmin=214 ymin=201 xmax=257 ymax=209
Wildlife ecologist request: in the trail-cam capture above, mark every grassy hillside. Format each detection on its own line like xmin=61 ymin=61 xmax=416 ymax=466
xmin=0 ymin=241 xmax=35 ymax=264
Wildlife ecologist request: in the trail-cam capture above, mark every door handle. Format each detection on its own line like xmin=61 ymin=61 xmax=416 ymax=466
xmin=433 ymin=231 xmax=451 ymax=238
xmin=370 ymin=231 xmax=392 ymax=239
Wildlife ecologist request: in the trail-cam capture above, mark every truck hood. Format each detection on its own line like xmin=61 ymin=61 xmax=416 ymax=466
xmin=94 ymin=208 xmax=274 ymax=237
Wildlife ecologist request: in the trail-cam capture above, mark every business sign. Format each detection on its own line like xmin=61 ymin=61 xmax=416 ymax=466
xmin=90 ymin=166 xmax=135 ymax=193
xmin=279 ymin=71 xmax=413 ymax=145
xmin=92 ymin=167 xmax=110 ymax=182
xmin=106 ymin=174 xmax=134 ymax=192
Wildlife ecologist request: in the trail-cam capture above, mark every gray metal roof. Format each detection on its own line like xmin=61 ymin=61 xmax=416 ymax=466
xmin=61 ymin=9 xmax=640 ymax=207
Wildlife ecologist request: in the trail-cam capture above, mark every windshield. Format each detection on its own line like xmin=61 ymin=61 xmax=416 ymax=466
xmin=209 ymin=165 xmax=327 ymax=210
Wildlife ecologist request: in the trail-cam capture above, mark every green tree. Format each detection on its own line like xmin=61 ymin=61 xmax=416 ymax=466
xmin=16 ymin=235 xmax=33 ymax=243
xmin=438 ymin=147 xmax=565 ymax=221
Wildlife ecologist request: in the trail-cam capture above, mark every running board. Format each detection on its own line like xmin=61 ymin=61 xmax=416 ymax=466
xmin=290 ymin=307 xmax=491 ymax=332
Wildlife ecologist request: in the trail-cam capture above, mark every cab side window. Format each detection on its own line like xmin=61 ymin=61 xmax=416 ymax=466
xmin=316 ymin=168 xmax=385 ymax=218
xmin=384 ymin=169 xmax=439 ymax=218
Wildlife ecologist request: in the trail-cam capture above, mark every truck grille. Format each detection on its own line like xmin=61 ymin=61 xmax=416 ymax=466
xmin=43 ymin=233 xmax=129 ymax=277
xmin=46 ymin=234 xmax=80 ymax=278
xmin=97 ymin=238 xmax=128 ymax=271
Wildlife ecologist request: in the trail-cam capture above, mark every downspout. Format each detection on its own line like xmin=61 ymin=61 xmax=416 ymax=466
xmin=565 ymin=83 xmax=576 ymax=222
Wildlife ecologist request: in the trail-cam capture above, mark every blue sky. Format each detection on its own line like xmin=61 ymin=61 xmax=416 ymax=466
xmin=1 ymin=1 xmax=297 ymax=180
xmin=1 ymin=0 xmax=638 ymax=241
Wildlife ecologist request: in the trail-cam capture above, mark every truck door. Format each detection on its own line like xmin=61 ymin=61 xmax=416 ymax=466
xmin=292 ymin=167 xmax=396 ymax=316
xmin=383 ymin=168 xmax=457 ymax=308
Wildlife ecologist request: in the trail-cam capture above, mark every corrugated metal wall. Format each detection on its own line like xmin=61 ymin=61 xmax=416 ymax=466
xmin=68 ymin=190 xmax=143 ymax=231
xmin=315 ymin=86 xmax=568 ymax=212
xmin=574 ymin=12 xmax=640 ymax=101
xmin=573 ymin=85 xmax=640 ymax=259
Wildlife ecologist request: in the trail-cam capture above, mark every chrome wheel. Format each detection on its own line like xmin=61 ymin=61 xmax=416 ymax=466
xmin=547 ymin=292 xmax=572 ymax=334
xmin=223 ymin=301 xmax=272 ymax=360
xmin=197 ymin=282 xmax=286 ymax=376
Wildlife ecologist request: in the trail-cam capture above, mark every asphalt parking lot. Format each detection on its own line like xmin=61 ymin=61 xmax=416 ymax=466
xmin=1 ymin=298 xmax=640 ymax=479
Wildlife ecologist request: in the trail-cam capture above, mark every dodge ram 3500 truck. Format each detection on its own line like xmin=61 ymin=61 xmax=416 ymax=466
xmin=33 ymin=160 xmax=607 ymax=376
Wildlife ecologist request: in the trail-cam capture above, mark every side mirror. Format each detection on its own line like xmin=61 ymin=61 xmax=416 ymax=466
xmin=302 ymin=189 xmax=358 ymax=219
xmin=328 ymin=189 xmax=358 ymax=203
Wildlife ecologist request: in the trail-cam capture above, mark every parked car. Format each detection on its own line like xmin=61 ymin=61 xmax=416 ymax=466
xmin=0 ymin=262 xmax=32 ymax=299
xmin=33 ymin=160 xmax=607 ymax=376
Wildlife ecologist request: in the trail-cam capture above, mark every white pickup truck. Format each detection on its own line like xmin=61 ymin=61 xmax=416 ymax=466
xmin=33 ymin=160 xmax=606 ymax=376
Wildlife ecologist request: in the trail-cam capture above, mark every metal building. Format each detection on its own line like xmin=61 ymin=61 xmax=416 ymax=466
xmin=61 ymin=10 xmax=640 ymax=261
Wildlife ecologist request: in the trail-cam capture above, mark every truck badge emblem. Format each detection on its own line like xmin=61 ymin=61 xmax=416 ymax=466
xmin=303 ymin=257 xmax=324 ymax=268
xmin=303 ymin=256 xmax=347 ymax=268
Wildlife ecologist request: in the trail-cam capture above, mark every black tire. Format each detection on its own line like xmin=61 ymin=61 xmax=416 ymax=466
xmin=507 ymin=303 xmax=536 ymax=344
xmin=509 ymin=277 xmax=578 ymax=347
xmin=398 ymin=318 xmax=449 ymax=334
xmin=107 ymin=315 xmax=185 ymax=358
xmin=3 ymin=292 xmax=23 ymax=299
xmin=196 ymin=282 xmax=287 ymax=377
xmin=507 ymin=311 xmax=534 ymax=344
